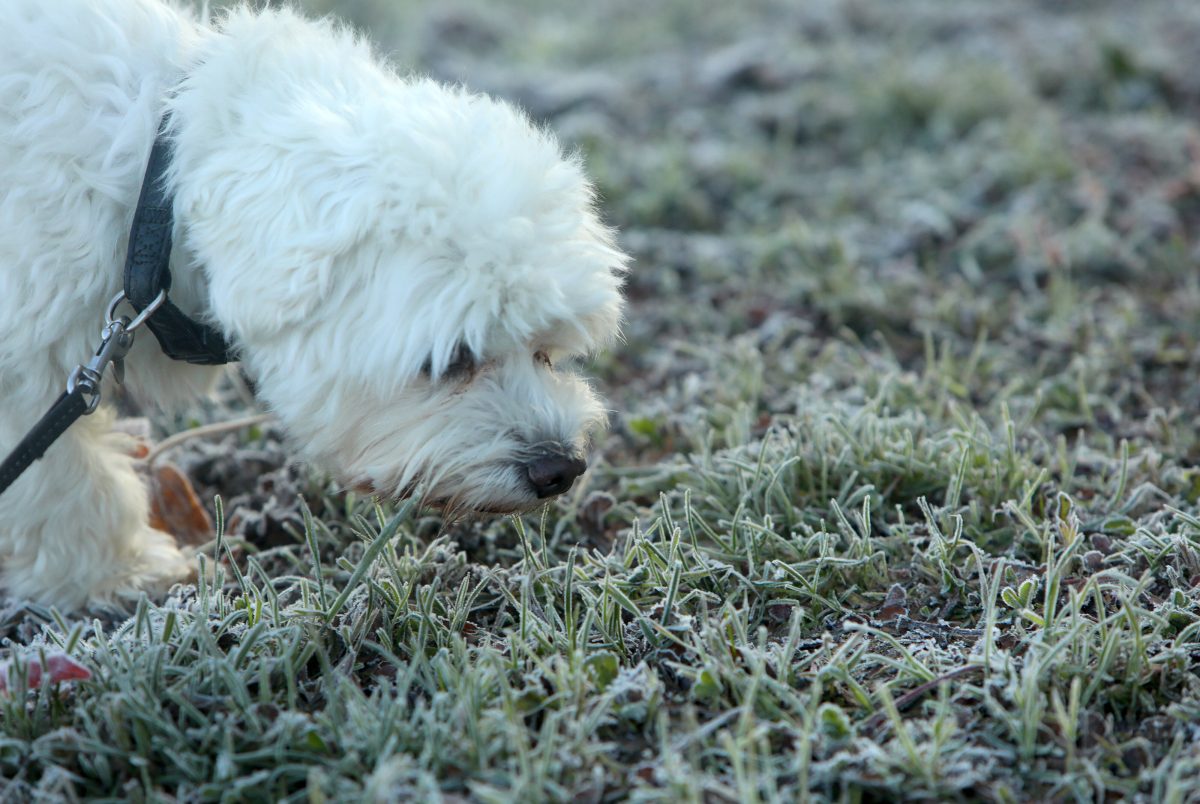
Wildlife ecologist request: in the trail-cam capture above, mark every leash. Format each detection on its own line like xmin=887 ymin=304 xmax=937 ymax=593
xmin=0 ymin=291 xmax=165 ymax=495
xmin=0 ymin=116 xmax=238 ymax=497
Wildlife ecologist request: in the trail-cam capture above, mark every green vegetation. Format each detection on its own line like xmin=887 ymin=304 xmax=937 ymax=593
xmin=5 ymin=0 xmax=1200 ymax=799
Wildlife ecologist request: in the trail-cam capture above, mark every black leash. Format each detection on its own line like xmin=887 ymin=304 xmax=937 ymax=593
xmin=0 ymin=291 xmax=162 ymax=494
xmin=0 ymin=393 xmax=91 ymax=494
xmin=0 ymin=116 xmax=238 ymax=497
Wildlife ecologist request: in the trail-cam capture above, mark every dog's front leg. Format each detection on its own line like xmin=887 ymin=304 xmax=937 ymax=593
xmin=0 ymin=406 xmax=194 ymax=612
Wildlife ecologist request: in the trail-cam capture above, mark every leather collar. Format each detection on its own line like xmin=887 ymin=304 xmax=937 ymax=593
xmin=123 ymin=117 xmax=237 ymax=365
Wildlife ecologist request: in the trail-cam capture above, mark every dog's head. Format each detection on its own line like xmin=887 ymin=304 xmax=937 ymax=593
xmin=168 ymin=9 xmax=626 ymax=513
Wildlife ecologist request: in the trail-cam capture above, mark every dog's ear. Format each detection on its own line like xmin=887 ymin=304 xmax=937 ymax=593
xmin=174 ymin=179 xmax=372 ymax=344
xmin=161 ymin=7 xmax=384 ymax=342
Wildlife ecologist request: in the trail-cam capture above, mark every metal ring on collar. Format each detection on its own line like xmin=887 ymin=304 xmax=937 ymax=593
xmin=105 ymin=289 xmax=167 ymax=332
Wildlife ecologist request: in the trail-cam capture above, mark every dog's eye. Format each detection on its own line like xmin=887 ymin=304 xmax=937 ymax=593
xmin=419 ymin=343 xmax=477 ymax=381
xmin=534 ymin=350 xmax=552 ymax=369
xmin=443 ymin=343 xmax=477 ymax=379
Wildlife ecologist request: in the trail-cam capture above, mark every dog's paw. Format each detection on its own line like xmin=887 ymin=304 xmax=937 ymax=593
xmin=103 ymin=528 xmax=197 ymax=606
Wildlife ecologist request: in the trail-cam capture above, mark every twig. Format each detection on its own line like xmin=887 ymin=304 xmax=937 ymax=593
xmin=862 ymin=665 xmax=984 ymax=737
xmin=140 ymin=412 xmax=276 ymax=466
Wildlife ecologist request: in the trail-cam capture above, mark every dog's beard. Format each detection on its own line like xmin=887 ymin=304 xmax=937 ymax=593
xmin=352 ymin=474 xmax=545 ymax=517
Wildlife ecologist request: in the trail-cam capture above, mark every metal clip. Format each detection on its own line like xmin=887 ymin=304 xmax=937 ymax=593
xmin=65 ymin=290 xmax=167 ymax=414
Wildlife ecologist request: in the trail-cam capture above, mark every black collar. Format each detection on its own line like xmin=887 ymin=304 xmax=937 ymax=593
xmin=123 ymin=117 xmax=237 ymax=365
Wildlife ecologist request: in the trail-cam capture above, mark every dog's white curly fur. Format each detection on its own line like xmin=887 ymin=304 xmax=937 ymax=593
xmin=0 ymin=0 xmax=626 ymax=611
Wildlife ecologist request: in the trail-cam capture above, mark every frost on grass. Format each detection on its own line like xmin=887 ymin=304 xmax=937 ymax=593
xmin=6 ymin=0 xmax=1200 ymax=800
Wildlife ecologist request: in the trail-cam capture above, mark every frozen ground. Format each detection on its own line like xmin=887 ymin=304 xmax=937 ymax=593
xmin=4 ymin=0 xmax=1200 ymax=799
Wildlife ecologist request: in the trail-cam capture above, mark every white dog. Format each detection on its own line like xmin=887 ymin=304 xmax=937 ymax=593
xmin=0 ymin=1 xmax=626 ymax=611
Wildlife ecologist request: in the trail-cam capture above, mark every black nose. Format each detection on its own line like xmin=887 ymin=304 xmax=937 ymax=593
xmin=525 ymin=452 xmax=588 ymax=499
